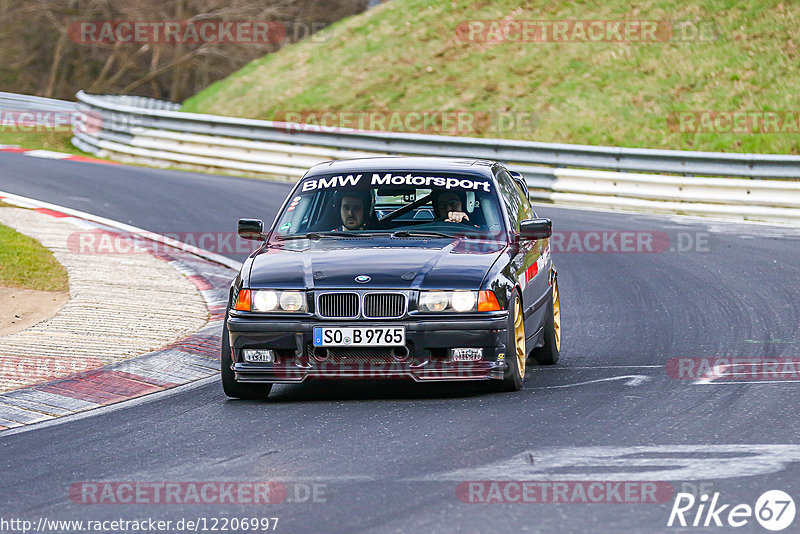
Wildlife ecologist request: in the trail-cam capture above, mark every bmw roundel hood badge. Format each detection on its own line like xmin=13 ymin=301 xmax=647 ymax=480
xmin=355 ymin=275 xmax=371 ymax=283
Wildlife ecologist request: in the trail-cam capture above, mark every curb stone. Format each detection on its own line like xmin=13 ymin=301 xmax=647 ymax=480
xmin=0 ymin=197 xmax=239 ymax=430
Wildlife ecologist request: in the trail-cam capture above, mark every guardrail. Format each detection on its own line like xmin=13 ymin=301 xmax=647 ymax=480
xmin=79 ymin=94 xmax=180 ymax=111
xmin=74 ymin=91 xmax=800 ymax=179
xmin=69 ymin=91 xmax=800 ymax=224
xmin=536 ymin=168 xmax=800 ymax=224
xmin=0 ymin=91 xmax=76 ymax=112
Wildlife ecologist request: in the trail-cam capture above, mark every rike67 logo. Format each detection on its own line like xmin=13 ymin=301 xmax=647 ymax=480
xmin=668 ymin=490 xmax=796 ymax=531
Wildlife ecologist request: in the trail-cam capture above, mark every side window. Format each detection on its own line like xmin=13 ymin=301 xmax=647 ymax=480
xmin=515 ymin=181 xmax=534 ymax=220
xmin=496 ymin=170 xmax=524 ymax=231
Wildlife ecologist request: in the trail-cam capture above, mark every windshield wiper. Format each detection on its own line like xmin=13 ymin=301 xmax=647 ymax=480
xmin=391 ymin=230 xmax=458 ymax=239
xmin=277 ymin=231 xmax=374 ymax=240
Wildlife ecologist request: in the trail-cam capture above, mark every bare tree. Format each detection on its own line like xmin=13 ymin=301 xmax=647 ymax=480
xmin=0 ymin=0 xmax=368 ymax=101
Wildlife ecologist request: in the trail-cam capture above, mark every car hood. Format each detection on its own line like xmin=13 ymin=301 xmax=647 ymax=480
xmin=248 ymin=237 xmax=506 ymax=290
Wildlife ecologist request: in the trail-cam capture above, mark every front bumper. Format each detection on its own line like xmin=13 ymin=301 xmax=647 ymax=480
xmin=227 ymin=314 xmax=510 ymax=383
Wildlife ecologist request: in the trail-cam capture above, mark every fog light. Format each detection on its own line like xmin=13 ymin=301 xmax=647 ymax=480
xmin=450 ymin=348 xmax=483 ymax=361
xmin=243 ymin=349 xmax=274 ymax=363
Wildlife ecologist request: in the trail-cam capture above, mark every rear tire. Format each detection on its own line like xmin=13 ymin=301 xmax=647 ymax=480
xmin=221 ymin=314 xmax=273 ymax=400
xmin=498 ymin=291 xmax=525 ymax=392
xmin=532 ymin=278 xmax=561 ymax=366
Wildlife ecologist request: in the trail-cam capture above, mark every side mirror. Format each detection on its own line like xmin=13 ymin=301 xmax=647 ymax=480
xmin=519 ymin=218 xmax=552 ymax=240
xmin=238 ymin=218 xmax=264 ymax=240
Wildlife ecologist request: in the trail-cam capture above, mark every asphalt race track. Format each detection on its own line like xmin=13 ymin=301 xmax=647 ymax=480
xmin=2 ymin=151 xmax=800 ymax=533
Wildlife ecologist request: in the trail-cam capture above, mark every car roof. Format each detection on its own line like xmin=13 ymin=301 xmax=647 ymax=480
xmin=304 ymin=156 xmax=499 ymax=179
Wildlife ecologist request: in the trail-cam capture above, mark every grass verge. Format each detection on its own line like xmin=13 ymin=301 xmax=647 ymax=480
xmin=0 ymin=130 xmax=94 ymax=157
xmin=0 ymin=221 xmax=69 ymax=292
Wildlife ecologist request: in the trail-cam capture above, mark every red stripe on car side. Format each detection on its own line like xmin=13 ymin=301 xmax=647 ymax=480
xmin=525 ymin=262 xmax=539 ymax=282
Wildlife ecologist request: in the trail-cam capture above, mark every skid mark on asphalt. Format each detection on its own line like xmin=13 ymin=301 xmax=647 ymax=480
xmin=407 ymin=445 xmax=800 ymax=482
xmin=243 ymin=445 xmax=800 ymax=485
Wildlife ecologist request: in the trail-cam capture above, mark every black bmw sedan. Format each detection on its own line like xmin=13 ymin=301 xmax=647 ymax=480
xmin=222 ymin=156 xmax=560 ymax=398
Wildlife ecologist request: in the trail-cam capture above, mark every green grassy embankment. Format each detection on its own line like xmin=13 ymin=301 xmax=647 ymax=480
xmin=182 ymin=0 xmax=800 ymax=154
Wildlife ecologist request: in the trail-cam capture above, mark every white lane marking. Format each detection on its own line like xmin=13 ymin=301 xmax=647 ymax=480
xmin=693 ymin=362 xmax=730 ymax=385
xmin=533 ymin=375 xmax=652 ymax=389
xmin=23 ymin=150 xmax=70 ymax=159
xmin=744 ymin=339 xmax=800 ymax=344
xmin=692 ymin=361 xmax=800 ymax=385
xmin=410 ymin=445 xmax=800 ymax=482
xmin=252 ymin=476 xmax=375 ymax=483
xmin=536 ymin=365 xmax=663 ymax=370
xmin=698 ymin=380 xmax=800 ymax=385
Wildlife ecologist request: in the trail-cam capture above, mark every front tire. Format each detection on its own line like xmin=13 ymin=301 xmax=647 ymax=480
xmin=532 ymin=278 xmax=561 ymax=365
xmin=499 ymin=291 xmax=525 ymax=392
xmin=221 ymin=315 xmax=273 ymax=400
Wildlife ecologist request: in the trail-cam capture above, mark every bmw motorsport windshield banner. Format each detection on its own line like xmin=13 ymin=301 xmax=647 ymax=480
xmin=300 ymin=173 xmax=494 ymax=192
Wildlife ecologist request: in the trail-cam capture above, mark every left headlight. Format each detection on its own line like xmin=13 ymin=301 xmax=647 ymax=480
xmin=236 ymin=289 xmax=307 ymax=312
xmin=418 ymin=290 xmax=478 ymax=313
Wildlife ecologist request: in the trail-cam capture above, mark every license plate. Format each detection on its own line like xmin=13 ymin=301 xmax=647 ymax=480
xmin=313 ymin=326 xmax=406 ymax=347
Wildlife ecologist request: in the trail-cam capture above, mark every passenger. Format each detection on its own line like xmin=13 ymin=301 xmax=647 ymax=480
xmin=432 ymin=190 xmax=470 ymax=223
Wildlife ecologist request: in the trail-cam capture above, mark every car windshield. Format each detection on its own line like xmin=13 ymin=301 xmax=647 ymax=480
xmin=272 ymin=171 xmax=507 ymax=239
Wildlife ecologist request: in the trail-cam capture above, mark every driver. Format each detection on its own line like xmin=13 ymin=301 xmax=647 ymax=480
xmin=432 ymin=190 xmax=470 ymax=223
xmin=334 ymin=191 xmax=372 ymax=231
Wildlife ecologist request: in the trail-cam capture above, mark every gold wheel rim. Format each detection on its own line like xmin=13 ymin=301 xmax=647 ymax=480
xmin=514 ymin=297 xmax=525 ymax=379
xmin=553 ymin=280 xmax=561 ymax=351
